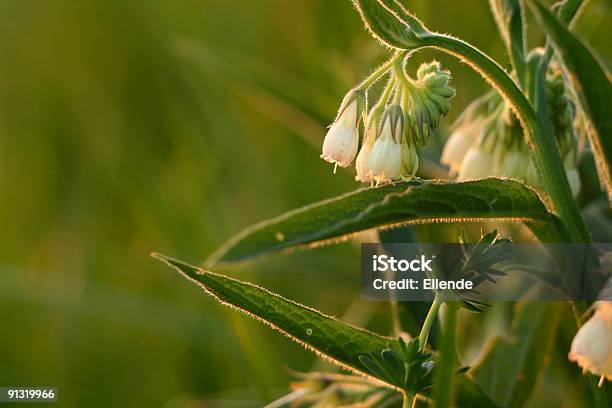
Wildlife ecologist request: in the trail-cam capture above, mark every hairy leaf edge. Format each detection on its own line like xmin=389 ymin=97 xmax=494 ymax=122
xmin=151 ymin=252 xmax=399 ymax=389
xmin=207 ymin=178 xmax=557 ymax=266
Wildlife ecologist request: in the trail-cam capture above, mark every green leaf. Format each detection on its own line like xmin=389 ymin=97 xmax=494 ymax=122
xmin=352 ymin=0 xmax=429 ymax=49
xmin=208 ymin=179 xmax=557 ymax=265
xmin=489 ymin=0 xmax=526 ymax=84
xmin=526 ymin=0 xmax=612 ymax=198
xmin=469 ymin=302 xmax=561 ymax=407
xmin=153 ymin=253 xmax=394 ymax=377
xmin=153 ymin=253 xmax=499 ymax=407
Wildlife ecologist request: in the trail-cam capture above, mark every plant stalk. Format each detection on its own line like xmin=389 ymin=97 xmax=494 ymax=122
xmin=417 ymin=33 xmax=590 ymax=244
xmin=434 ymin=302 xmax=458 ymax=408
xmin=403 ymin=392 xmax=416 ymax=408
xmin=418 ymin=297 xmax=442 ymax=350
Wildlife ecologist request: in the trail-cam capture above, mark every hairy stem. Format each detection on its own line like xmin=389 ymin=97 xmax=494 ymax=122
xmin=488 ymin=0 xmax=526 ymax=87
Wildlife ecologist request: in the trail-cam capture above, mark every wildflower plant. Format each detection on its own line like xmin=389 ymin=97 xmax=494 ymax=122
xmin=155 ymin=1 xmax=612 ymax=407
xmin=322 ymin=54 xmax=454 ymax=184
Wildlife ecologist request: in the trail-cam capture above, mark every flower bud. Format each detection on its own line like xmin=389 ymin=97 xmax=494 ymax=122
xmin=367 ymin=105 xmax=404 ymax=182
xmin=569 ymin=302 xmax=612 ymax=386
xmin=401 ymin=142 xmax=419 ymax=178
xmin=408 ymin=61 xmax=455 ymax=145
xmin=546 ymin=69 xmax=577 ymax=157
xmin=321 ymin=89 xmax=365 ymax=169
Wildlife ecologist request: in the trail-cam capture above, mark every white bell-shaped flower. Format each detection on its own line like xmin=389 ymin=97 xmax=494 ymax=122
xmin=441 ymin=119 xmax=482 ymax=175
xmin=367 ymin=105 xmax=404 ymax=182
xmin=569 ymin=302 xmax=612 ymax=386
xmin=355 ymin=139 xmax=374 ymax=182
xmin=321 ymin=90 xmax=364 ymax=169
xmin=501 ymin=149 xmax=526 ymax=179
xmin=355 ymin=114 xmax=379 ymax=182
xmin=487 ymin=143 xmax=509 ymax=178
xmin=457 ymin=145 xmax=493 ymax=180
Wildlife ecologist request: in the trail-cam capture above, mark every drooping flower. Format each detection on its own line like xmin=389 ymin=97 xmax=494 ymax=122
xmin=321 ymin=89 xmax=365 ymax=169
xmin=569 ymin=301 xmax=612 ymax=386
xmin=355 ymin=137 xmax=374 ymax=182
xmin=442 ymin=118 xmax=484 ymax=175
xmin=367 ymin=105 xmax=404 ymax=182
xmin=319 ymin=55 xmax=455 ymax=184
xmin=457 ymin=117 xmax=498 ymax=180
xmin=501 ymin=148 xmax=526 ymax=179
xmin=457 ymin=145 xmax=493 ymax=180
xmin=355 ymin=114 xmax=378 ymax=182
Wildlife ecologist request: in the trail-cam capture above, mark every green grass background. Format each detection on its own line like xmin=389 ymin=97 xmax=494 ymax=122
xmin=0 ymin=0 xmax=609 ymax=406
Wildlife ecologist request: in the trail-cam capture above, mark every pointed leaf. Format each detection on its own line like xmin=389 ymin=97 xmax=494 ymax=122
xmin=154 ymin=253 xmax=394 ymax=377
xmin=352 ymin=0 xmax=429 ymax=49
xmin=154 ymin=253 xmax=500 ymax=407
xmin=208 ymin=179 xmax=558 ymax=265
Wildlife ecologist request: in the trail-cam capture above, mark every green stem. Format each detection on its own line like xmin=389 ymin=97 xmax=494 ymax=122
xmin=376 ymin=75 xmax=397 ymax=110
xmin=403 ymin=392 xmax=416 ymax=408
xmin=366 ymin=76 xmax=397 ymax=135
xmin=418 ymin=297 xmax=442 ymax=350
xmin=393 ymin=56 xmax=417 ymax=89
xmin=417 ymin=33 xmax=590 ymax=243
xmin=434 ymin=303 xmax=458 ymax=408
xmin=487 ymin=0 xmax=526 ymax=88
xmin=392 ymin=80 xmax=403 ymax=104
xmin=529 ymin=1 xmax=595 ymax=362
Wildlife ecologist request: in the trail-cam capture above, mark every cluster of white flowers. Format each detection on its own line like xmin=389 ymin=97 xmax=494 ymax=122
xmin=569 ymin=301 xmax=612 ymax=386
xmin=441 ymin=75 xmax=581 ymax=197
xmin=321 ymin=56 xmax=454 ymax=184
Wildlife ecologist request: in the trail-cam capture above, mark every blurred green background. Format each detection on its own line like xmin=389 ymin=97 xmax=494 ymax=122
xmin=0 ymin=0 xmax=609 ymax=406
